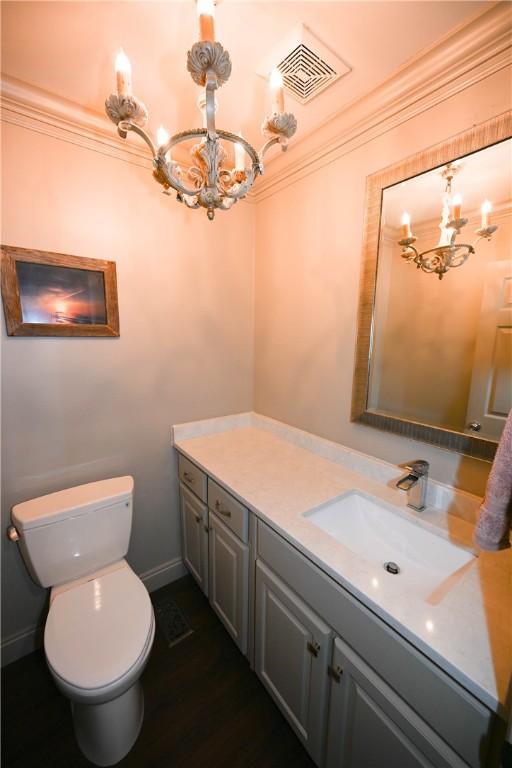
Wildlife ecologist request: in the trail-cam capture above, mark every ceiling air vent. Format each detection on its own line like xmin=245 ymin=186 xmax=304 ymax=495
xmin=257 ymin=25 xmax=351 ymax=105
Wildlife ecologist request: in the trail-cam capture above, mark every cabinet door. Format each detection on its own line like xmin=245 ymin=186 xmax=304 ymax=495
xmin=208 ymin=512 xmax=249 ymax=655
xmin=180 ymin=483 xmax=209 ymax=596
xmin=326 ymin=636 xmax=467 ymax=768
xmin=255 ymin=560 xmax=332 ymax=766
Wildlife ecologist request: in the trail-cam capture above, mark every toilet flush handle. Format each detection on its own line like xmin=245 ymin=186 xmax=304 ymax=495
xmin=6 ymin=525 xmax=20 ymax=542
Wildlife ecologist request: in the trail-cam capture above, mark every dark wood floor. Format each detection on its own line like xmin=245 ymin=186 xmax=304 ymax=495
xmin=2 ymin=575 xmax=315 ymax=768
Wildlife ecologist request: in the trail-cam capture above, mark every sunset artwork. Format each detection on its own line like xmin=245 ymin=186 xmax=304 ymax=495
xmin=1 ymin=246 xmax=119 ymax=337
xmin=16 ymin=262 xmax=107 ymax=325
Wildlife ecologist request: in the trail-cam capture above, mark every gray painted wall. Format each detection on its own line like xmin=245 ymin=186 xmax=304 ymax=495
xmin=1 ymin=123 xmax=255 ymax=648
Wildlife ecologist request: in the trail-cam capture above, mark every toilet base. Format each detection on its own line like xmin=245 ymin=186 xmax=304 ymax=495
xmin=71 ymin=680 xmax=144 ymax=766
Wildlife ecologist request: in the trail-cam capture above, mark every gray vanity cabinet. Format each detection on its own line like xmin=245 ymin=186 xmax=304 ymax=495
xmin=178 ymin=454 xmax=251 ymax=655
xmin=208 ymin=512 xmax=249 ymax=655
xmin=256 ymin=519 xmax=495 ymax=768
xmin=255 ymin=560 xmax=333 ymax=766
xmin=326 ymin=637 xmax=467 ymax=768
xmin=176 ymin=450 xmax=500 ymax=768
xmin=179 ymin=482 xmax=209 ymax=596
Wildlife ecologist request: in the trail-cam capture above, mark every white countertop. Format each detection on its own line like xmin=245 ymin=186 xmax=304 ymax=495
xmin=173 ymin=413 xmax=511 ymax=717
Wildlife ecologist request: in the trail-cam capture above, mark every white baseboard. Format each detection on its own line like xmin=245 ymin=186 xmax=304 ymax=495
xmin=1 ymin=557 xmax=186 ymax=667
xmin=139 ymin=556 xmax=186 ymax=593
xmin=1 ymin=624 xmax=44 ymax=667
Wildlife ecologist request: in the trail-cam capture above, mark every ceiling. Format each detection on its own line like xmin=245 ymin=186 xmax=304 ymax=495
xmin=1 ymin=1 xmax=492 ymax=158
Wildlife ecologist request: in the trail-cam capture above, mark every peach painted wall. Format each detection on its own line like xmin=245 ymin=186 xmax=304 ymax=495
xmin=1 ymin=122 xmax=255 ymax=648
xmin=254 ymin=67 xmax=512 ymax=497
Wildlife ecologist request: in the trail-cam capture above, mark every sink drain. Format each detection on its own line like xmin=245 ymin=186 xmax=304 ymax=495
xmin=384 ymin=561 xmax=400 ymax=575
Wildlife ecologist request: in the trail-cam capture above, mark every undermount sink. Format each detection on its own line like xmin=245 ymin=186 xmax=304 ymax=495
xmin=304 ymin=491 xmax=475 ymax=594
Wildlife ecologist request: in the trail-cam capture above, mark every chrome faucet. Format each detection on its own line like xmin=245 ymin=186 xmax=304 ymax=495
xmin=396 ymin=460 xmax=429 ymax=511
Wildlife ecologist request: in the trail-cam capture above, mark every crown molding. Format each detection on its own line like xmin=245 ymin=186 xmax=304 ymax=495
xmin=1 ymin=76 xmax=155 ymax=168
xmin=253 ymin=2 xmax=512 ymax=202
xmin=1 ymin=3 xmax=510 ymax=206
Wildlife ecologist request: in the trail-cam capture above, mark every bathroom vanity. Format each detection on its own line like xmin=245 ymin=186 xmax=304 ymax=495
xmin=173 ymin=413 xmax=511 ymax=768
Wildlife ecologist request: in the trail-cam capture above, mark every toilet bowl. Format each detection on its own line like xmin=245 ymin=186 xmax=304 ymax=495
xmin=44 ymin=561 xmax=155 ymax=766
xmin=9 ymin=476 xmax=155 ymax=766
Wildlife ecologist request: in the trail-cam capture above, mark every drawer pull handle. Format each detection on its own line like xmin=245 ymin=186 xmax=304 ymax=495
xmin=215 ymin=500 xmax=232 ymax=518
xmin=194 ymin=514 xmax=201 ymax=524
xmin=183 ymin=471 xmax=195 ymax=484
xmin=307 ymin=640 xmax=320 ymax=657
xmin=327 ymin=664 xmax=343 ymax=683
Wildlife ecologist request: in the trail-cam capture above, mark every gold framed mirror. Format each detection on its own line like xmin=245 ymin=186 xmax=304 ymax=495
xmin=352 ymin=112 xmax=512 ymax=461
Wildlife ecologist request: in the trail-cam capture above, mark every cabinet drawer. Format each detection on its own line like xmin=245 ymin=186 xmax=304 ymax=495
xmin=208 ymin=478 xmax=249 ymax=543
xmin=257 ymin=520 xmax=493 ymax=768
xmin=178 ymin=454 xmax=207 ymax=502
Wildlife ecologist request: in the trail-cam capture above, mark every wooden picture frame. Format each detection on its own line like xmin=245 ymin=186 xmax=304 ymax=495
xmin=1 ymin=246 xmax=120 ymax=337
xmin=351 ymin=112 xmax=512 ymax=462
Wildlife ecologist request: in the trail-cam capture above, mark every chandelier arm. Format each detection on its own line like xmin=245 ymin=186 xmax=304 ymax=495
xmin=213 ymin=130 xmax=261 ymax=171
xmin=153 ymin=155 xmax=205 ymax=199
xmin=117 ymin=120 xmax=157 ymax=157
xmin=219 ymin=198 xmax=237 ymax=210
xmin=260 ymin=136 xmax=283 ymax=162
xmin=400 ymin=244 xmax=420 ymax=264
xmin=473 ymin=227 xmax=497 ymax=246
xmin=418 ymin=244 xmax=475 ymax=263
xmin=205 ymin=70 xmax=218 ymax=137
xmin=415 ymin=244 xmax=475 ymax=279
xmin=166 ymin=174 xmax=202 ymax=200
xmin=223 ymin=169 xmax=256 ymax=200
xmin=179 ymin=194 xmax=201 ymax=210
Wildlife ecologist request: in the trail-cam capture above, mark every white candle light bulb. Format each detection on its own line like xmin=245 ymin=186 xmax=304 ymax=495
xmin=451 ymin=192 xmax=462 ymax=220
xmin=157 ymin=126 xmax=170 ymax=148
xmin=269 ymin=67 xmax=285 ymax=113
xmin=115 ymin=49 xmax=131 ymax=76
xmin=234 ymin=135 xmax=245 ymax=172
xmin=269 ymin=67 xmax=283 ymax=90
xmin=197 ymin=0 xmax=215 ymax=18
xmin=481 ymin=199 xmax=492 ymax=228
xmin=401 ymin=211 xmax=412 ymax=239
xmin=115 ymin=49 xmax=132 ymax=96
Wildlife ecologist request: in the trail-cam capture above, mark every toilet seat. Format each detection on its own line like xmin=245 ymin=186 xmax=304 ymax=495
xmin=45 ymin=563 xmax=154 ymax=703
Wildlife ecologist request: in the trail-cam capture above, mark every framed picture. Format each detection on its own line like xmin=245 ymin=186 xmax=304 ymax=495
xmin=1 ymin=246 xmax=120 ymax=337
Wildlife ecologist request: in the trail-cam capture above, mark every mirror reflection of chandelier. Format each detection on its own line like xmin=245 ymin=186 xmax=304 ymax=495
xmin=104 ymin=0 xmax=297 ymax=220
xmin=398 ymin=162 xmax=498 ymax=280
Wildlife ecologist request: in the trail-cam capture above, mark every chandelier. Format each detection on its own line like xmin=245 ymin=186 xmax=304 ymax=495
xmin=398 ymin=162 xmax=498 ymax=280
xmin=104 ymin=0 xmax=297 ymax=220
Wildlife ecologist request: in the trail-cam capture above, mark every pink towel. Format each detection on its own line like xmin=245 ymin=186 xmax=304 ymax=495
xmin=474 ymin=409 xmax=512 ymax=551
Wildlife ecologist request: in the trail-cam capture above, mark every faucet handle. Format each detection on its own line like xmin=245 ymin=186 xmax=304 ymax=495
xmin=405 ymin=459 xmax=429 ymax=476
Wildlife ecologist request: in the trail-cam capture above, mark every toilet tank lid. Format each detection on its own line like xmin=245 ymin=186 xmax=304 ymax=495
xmin=12 ymin=476 xmax=134 ymax=532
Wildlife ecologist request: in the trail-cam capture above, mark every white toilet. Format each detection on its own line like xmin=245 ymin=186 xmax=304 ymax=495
xmin=9 ymin=476 xmax=155 ymax=767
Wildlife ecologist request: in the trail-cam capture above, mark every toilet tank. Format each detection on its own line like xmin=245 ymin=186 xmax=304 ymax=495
xmin=11 ymin=477 xmax=134 ymax=588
